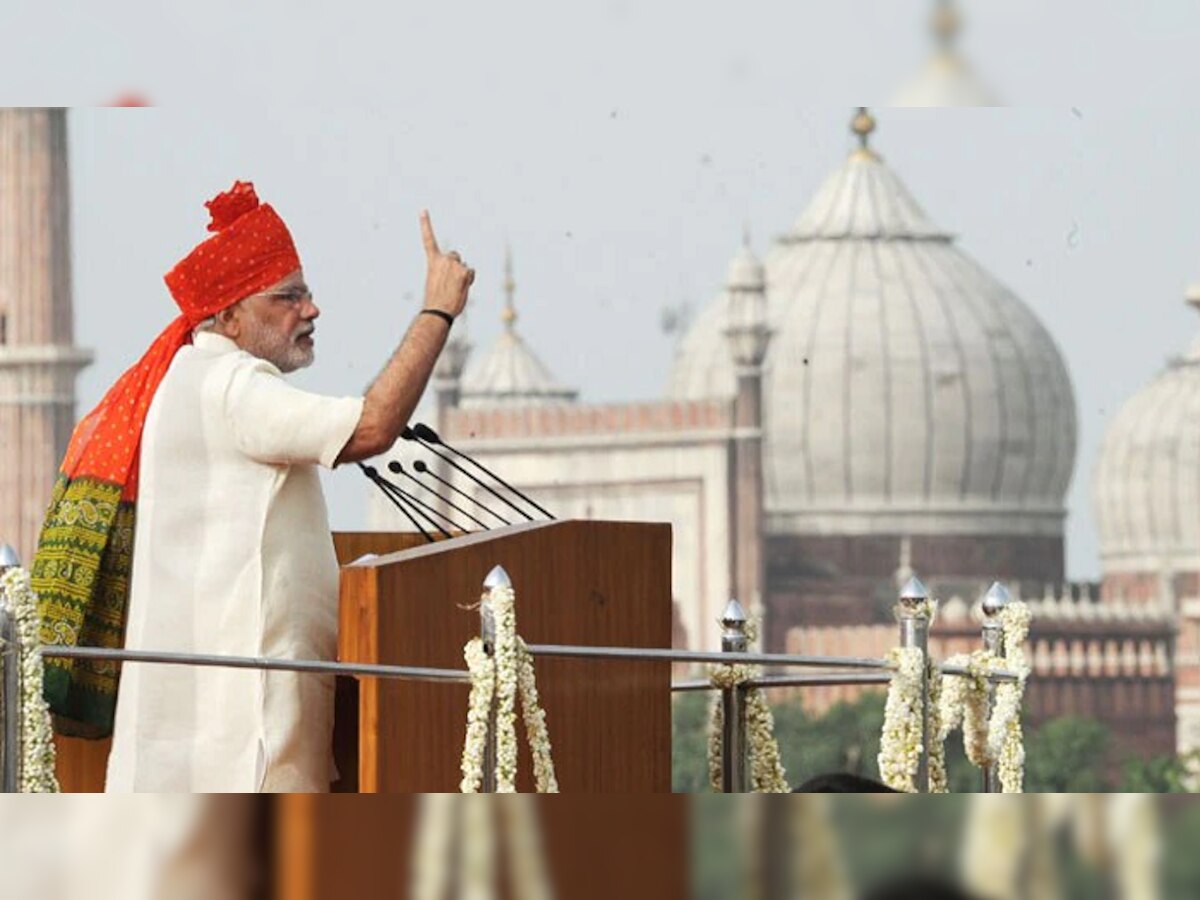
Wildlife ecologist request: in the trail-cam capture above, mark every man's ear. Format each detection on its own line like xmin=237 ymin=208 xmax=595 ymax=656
xmin=216 ymin=304 xmax=241 ymax=338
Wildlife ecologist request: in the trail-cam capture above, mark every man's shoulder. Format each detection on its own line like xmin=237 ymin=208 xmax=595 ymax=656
xmin=178 ymin=343 xmax=284 ymax=383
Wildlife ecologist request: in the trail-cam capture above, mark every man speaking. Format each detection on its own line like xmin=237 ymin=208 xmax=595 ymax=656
xmin=33 ymin=180 xmax=474 ymax=791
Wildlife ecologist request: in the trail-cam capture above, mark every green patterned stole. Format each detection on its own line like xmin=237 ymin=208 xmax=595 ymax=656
xmin=32 ymin=474 xmax=135 ymax=737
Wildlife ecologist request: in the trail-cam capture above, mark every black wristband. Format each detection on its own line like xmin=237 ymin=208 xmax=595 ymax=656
xmin=419 ymin=309 xmax=455 ymax=328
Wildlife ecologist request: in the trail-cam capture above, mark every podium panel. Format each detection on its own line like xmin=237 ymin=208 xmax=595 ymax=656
xmin=339 ymin=520 xmax=673 ymax=793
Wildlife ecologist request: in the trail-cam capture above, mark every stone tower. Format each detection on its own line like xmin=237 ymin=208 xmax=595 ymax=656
xmin=0 ymin=108 xmax=93 ymax=560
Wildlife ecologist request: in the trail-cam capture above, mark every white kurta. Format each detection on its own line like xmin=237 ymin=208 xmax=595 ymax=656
xmin=105 ymin=332 xmax=364 ymax=792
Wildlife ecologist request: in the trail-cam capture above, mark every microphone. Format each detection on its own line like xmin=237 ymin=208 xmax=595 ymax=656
xmin=357 ymin=463 xmax=433 ymax=543
xmin=409 ymin=460 xmax=509 ymax=526
xmin=401 ymin=426 xmax=533 ymax=521
xmin=369 ymin=467 xmax=472 ymax=536
xmin=411 ymin=423 xmax=555 ymax=520
xmin=403 ymin=427 xmax=552 ymax=525
xmin=387 ymin=460 xmax=492 ymax=530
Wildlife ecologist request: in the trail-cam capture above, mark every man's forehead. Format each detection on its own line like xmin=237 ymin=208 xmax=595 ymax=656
xmin=266 ymin=269 xmax=306 ymax=291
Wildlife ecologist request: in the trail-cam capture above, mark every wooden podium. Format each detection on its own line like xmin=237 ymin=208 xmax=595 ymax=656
xmin=56 ymin=520 xmax=673 ymax=793
xmin=334 ymin=519 xmax=674 ymax=793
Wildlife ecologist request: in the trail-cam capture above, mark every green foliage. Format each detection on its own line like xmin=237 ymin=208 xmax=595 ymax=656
xmin=672 ymin=692 xmax=712 ymax=792
xmin=1024 ymin=716 xmax=1112 ymax=791
xmin=675 ymin=690 xmax=1194 ymax=794
xmin=1120 ymin=752 xmax=1195 ymax=793
xmin=774 ymin=691 xmax=885 ymax=785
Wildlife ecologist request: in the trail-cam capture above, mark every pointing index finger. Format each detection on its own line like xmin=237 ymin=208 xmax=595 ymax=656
xmin=420 ymin=209 xmax=440 ymax=260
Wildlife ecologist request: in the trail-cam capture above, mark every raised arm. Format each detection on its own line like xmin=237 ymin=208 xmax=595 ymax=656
xmin=336 ymin=211 xmax=475 ymax=464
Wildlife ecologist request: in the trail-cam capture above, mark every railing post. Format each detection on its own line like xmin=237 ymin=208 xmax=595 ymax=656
xmin=897 ymin=576 xmax=932 ymax=793
xmin=720 ymin=598 xmax=750 ymax=793
xmin=980 ymin=581 xmax=1011 ymax=794
xmin=480 ymin=565 xmax=511 ymax=793
xmin=1 ymin=543 xmax=23 ymax=793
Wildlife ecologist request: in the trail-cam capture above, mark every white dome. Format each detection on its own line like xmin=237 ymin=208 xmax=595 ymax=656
xmin=459 ymin=249 xmax=578 ymax=409
xmin=892 ymin=2 xmax=1001 ymax=108
xmin=1094 ymin=295 xmax=1200 ymax=572
xmin=668 ymin=113 xmax=1077 ymax=537
xmin=892 ymin=53 xmax=1001 ymax=108
xmin=459 ymin=327 xmax=577 ymax=408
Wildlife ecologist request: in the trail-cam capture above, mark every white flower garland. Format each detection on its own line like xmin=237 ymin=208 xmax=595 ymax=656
xmin=0 ymin=567 xmax=60 ymax=793
xmin=410 ymin=794 xmax=556 ymax=900
xmin=938 ymin=649 xmax=993 ymax=767
xmin=878 ymin=599 xmax=946 ymax=793
xmin=705 ymin=622 xmax=789 ymax=793
xmin=516 ymin=636 xmax=558 ymax=793
xmin=991 ymin=602 xmax=1031 ymax=793
xmin=460 ymin=639 xmax=495 ymax=793
xmin=459 ymin=585 xmax=558 ymax=793
xmin=936 ymin=600 xmax=1032 ymax=792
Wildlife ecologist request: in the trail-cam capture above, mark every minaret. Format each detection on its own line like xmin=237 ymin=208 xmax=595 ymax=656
xmin=723 ymin=230 xmax=772 ymax=644
xmin=0 ymin=109 xmax=93 ymax=560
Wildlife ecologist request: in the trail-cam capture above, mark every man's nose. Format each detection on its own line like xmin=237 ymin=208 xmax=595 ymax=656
xmin=303 ymin=298 xmax=320 ymax=320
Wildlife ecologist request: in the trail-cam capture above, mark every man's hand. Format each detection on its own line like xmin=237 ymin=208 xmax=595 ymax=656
xmin=421 ymin=210 xmax=474 ymax=319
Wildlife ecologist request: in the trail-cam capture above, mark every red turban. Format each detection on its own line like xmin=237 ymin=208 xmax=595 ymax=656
xmin=165 ymin=180 xmax=301 ymax=323
xmin=33 ymin=180 xmax=302 ymax=732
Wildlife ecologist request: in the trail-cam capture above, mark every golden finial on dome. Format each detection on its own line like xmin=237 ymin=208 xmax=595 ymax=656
xmin=850 ymin=107 xmax=878 ymax=159
xmin=932 ymin=0 xmax=962 ymax=49
xmin=501 ymin=244 xmax=517 ymax=330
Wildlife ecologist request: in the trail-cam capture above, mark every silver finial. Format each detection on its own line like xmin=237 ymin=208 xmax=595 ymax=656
xmin=981 ymin=581 xmax=1012 ymax=619
xmin=720 ymin=598 xmax=747 ymax=628
xmin=899 ymin=576 xmax=929 ymax=607
xmin=483 ymin=565 xmax=512 ymax=591
xmin=0 ymin=543 xmax=19 ymax=570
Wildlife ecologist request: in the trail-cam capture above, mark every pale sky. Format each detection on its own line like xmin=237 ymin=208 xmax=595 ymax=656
xmin=8 ymin=2 xmax=1200 ymax=579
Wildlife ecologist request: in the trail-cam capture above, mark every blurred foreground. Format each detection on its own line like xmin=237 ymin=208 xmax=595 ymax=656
xmin=2 ymin=794 xmax=1199 ymax=899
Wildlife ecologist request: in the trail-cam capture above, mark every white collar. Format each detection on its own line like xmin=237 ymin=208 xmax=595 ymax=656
xmin=192 ymin=331 xmax=241 ymax=355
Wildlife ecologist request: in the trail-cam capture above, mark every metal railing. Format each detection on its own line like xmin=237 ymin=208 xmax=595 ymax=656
xmin=0 ymin=557 xmax=1020 ymax=794
xmin=0 ymin=588 xmax=20 ymax=793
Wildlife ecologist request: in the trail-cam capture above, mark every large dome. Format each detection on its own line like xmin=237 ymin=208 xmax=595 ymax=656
xmin=1094 ymin=292 xmax=1200 ymax=572
xmin=668 ymin=111 xmax=1077 ymax=537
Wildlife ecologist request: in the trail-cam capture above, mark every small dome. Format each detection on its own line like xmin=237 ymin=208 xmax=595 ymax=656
xmin=459 ymin=330 xmax=577 ymax=408
xmin=1094 ymin=292 xmax=1200 ymax=571
xmin=893 ymin=53 xmax=1000 ymax=109
xmin=893 ymin=1 xmax=1001 ymax=108
xmin=668 ymin=110 xmax=1077 ymax=537
xmin=459 ymin=249 xmax=578 ymax=408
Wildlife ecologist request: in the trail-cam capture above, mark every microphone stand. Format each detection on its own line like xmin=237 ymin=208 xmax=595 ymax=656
xmin=388 ymin=461 xmax=492 ymax=530
xmin=402 ymin=427 xmax=535 ymax=522
xmin=358 ymin=463 xmax=434 ymax=542
xmin=412 ymin=423 xmax=555 ymax=520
